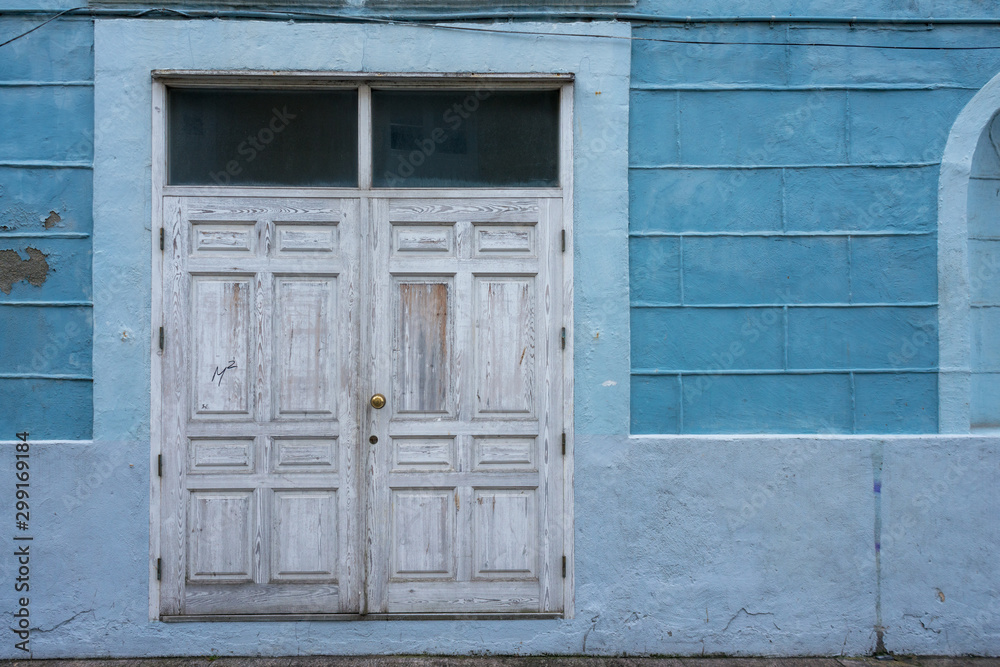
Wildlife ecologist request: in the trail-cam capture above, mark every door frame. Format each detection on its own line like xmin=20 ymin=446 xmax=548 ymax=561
xmin=149 ymin=72 xmax=575 ymax=620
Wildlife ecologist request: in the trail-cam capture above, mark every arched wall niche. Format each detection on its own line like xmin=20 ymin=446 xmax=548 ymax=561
xmin=939 ymin=71 xmax=1000 ymax=432
xmin=968 ymin=113 xmax=1000 ymax=430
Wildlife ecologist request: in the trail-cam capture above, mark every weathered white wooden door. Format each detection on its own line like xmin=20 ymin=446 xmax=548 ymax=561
xmin=159 ymin=197 xmax=362 ymax=616
xmin=160 ymin=194 xmax=566 ymax=617
xmin=364 ymin=197 xmax=565 ymax=614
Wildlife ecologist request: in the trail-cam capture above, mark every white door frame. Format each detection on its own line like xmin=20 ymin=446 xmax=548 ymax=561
xmin=149 ymin=73 xmax=575 ymax=620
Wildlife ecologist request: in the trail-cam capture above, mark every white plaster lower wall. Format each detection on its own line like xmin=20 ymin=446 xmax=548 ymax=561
xmin=1 ymin=435 xmax=997 ymax=657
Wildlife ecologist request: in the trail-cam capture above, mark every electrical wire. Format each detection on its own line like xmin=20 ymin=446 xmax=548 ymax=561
xmin=0 ymin=6 xmax=84 ymax=48
xmin=2 ymin=6 xmax=1000 ymax=51
xmin=391 ymin=19 xmax=1000 ymax=50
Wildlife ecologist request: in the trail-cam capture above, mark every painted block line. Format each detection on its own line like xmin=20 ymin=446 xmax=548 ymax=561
xmin=631 ymin=368 xmax=938 ymax=375
xmin=0 ymin=301 xmax=93 ymax=307
xmin=632 ymin=83 xmax=982 ymax=91
xmin=0 ymin=440 xmax=94 ymax=445
xmin=0 ymin=161 xmax=92 ymax=169
xmin=0 ymin=81 xmax=93 ymax=87
xmin=0 ymin=373 xmax=93 ymax=380
xmin=630 ymin=162 xmax=940 ymax=169
xmin=629 ymin=230 xmax=934 ymax=237
xmin=0 ymin=233 xmax=91 ymax=239
xmin=632 ymin=302 xmax=938 ymax=308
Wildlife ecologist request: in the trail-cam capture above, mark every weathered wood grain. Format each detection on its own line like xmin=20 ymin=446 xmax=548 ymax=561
xmin=159 ymin=189 xmax=567 ymax=617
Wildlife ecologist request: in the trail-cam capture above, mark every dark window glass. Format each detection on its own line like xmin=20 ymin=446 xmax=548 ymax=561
xmin=168 ymin=89 xmax=358 ymax=186
xmin=373 ymin=90 xmax=559 ymax=188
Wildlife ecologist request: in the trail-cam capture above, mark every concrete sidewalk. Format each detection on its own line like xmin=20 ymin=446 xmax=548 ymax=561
xmin=3 ymin=656 xmax=1000 ymax=667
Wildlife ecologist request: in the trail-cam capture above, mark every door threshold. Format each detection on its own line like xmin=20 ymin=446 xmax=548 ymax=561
xmin=161 ymin=613 xmax=565 ymax=622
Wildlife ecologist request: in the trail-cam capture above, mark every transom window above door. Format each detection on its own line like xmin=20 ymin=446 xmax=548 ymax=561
xmin=166 ymin=86 xmax=561 ymax=188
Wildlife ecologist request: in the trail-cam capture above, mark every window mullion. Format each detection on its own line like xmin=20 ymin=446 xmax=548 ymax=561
xmin=358 ymin=83 xmax=373 ymax=190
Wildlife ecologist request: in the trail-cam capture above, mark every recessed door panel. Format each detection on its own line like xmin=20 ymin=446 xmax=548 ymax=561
xmin=187 ymin=490 xmax=254 ymax=582
xmin=475 ymin=277 xmax=535 ymax=417
xmin=192 ymin=277 xmax=252 ymax=418
xmin=392 ymin=438 xmax=455 ymax=471
xmin=474 ymin=437 xmax=536 ymax=471
xmin=391 ymin=489 xmax=456 ymax=580
xmin=274 ymin=223 xmax=339 ymax=255
xmin=191 ymin=222 xmax=255 ymax=255
xmin=395 ymin=280 xmax=453 ymax=416
xmin=271 ymin=437 xmax=338 ymax=472
xmin=274 ymin=277 xmax=337 ymax=418
xmin=473 ymin=488 xmax=538 ymax=580
xmin=188 ymin=438 xmax=255 ymax=473
xmin=271 ymin=490 xmax=338 ymax=582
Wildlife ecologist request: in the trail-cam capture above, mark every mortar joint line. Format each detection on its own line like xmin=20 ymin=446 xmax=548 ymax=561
xmin=677 ymin=373 xmax=684 ymax=434
xmin=678 ymin=235 xmax=685 ymax=305
xmin=848 ymin=234 xmax=854 ymax=303
xmin=675 ymin=90 xmax=682 ymax=163
xmin=780 ymin=167 xmax=787 ymax=232
xmin=783 ymin=305 xmax=789 ymax=370
xmin=845 ymin=89 xmax=853 ymax=163
xmin=784 ymin=25 xmax=792 ymax=87
xmin=851 ymin=370 xmax=858 ymax=433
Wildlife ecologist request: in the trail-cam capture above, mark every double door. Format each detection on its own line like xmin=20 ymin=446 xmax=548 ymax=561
xmin=157 ymin=194 xmax=567 ymax=617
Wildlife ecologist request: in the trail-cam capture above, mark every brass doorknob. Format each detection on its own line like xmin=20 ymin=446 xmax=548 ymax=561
xmin=370 ymin=393 xmax=386 ymax=409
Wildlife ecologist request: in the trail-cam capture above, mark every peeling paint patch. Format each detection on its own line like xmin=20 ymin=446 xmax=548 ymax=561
xmin=1 ymin=204 xmax=37 ymax=229
xmin=43 ymin=210 xmax=62 ymax=229
xmin=602 ymin=380 xmax=617 ymax=386
xmin=0 ymin=247 xmax=50 ymax=294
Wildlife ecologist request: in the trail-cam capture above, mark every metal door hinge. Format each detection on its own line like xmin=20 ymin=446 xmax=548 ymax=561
xmin=561 ymin=229 xmax=566 ymax=252
xmin=561 ymin=327 xmax=566 ymax=350
xmin=158 ymin=327 xmax=164 ymax=351
xmin=159 ymin=228 xmax=164 ymax=251
xmin=156 ymin=558 xmax=162 ymax=581
xmin=562 ymin=555 xmax=567 ymax=578
xmin=157 ymin=454 xmax=162 ymax=477
xmin=561 ymin=432 xmax=566 ymax=456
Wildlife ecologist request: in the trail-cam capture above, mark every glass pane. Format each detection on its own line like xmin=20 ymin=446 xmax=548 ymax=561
xmin=168 ymin=89 xmax=358 ymax=186
xmin=373 ymin=90 xmax=559 ymax=188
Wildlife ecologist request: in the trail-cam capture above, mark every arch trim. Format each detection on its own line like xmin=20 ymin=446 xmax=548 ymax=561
xmin=938 ymin=70 xmax=1000 ymax=432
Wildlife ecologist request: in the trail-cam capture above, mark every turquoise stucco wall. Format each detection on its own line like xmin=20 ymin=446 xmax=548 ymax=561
xmin=0 ymin=16 xmax=93 ymax=439
xmin=3 ymin=4 xmax=1000 ymax=439
xmin=628 ymin=22 xmax=1000 ymax=433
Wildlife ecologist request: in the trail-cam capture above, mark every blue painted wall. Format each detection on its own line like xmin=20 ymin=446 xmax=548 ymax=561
xmin=0 ymin=5 xmax=999 ymax=659
xmin=0 ymin=15 xmax=93 ymax=439
xmin=629 ymin=22 xmax=1000 ymax=433
xmin=1 ymin=0 xmax=999 ymax=441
